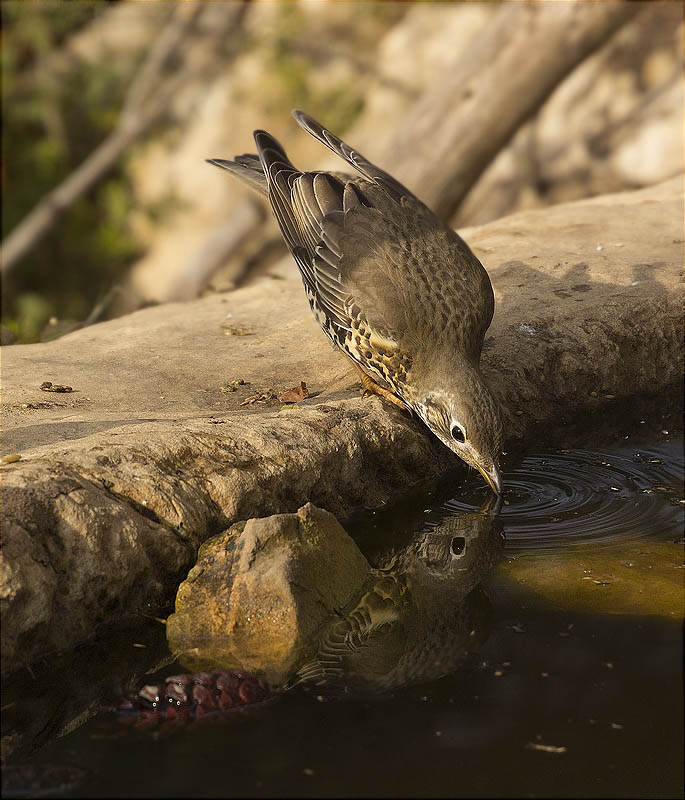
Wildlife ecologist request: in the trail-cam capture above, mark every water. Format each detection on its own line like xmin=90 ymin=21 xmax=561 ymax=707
xmin=445 ymin=442 xmax=683 ymax=553
xmin=2 ymin=439 xmax=683 ymax=798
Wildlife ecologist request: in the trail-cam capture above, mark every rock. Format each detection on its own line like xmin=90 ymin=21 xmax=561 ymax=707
xmin=0 ymin=466 xmax=191 ymax=673
xmin=168 ymin=501 xmax=504 ymax=690
xmin=166 ymin=504 xmax=371 ymax=682
xmin=1 ymin=178 xmax=683 ymax=674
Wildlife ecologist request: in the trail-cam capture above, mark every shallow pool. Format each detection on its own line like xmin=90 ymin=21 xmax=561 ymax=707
xmin=2 ymin=436 xmax=683 ymax=798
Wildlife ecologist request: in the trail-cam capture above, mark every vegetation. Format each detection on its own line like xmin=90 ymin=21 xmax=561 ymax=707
xmin=2 ymin=2 xmax=143 ymax=341
xmin=1 ymin=1 xmax=678 ymax=341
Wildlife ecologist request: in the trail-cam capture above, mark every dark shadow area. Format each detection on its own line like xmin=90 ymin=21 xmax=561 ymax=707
xmin=4 ymin=596 xmax=681 ymax=799
xmin=0 ymin=620 xmax=171 ymax=765
xmin=1 ymin=418 xmax=173 ymax=455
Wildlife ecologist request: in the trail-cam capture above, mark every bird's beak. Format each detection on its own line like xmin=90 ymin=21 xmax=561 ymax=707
xmin=474 ymin=459 xmax=502 ymax=496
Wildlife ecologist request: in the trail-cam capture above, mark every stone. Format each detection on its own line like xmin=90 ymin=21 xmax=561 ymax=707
xmin=0 ymin=466 xmax=191 ymax=673
xmin=1 ymin=178 xmax=683 ymax=674
xmin=166 ymin=503 xmax=371 ymax=682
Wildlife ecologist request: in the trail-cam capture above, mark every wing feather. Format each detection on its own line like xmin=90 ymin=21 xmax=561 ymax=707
xmin=292 ymin=109 xmax=417 ymax=205
xmin=253 ymin=128 xmax=404 ymax=371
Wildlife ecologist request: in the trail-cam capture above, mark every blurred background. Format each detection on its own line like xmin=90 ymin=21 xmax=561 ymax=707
xmin=1 ymin=0 xmax=682 ymax=344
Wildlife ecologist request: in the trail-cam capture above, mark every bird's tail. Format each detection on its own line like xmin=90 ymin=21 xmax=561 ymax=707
xmin=206 ymin=153 xmax=268 ymax=196
xmin=207 ymin=129 xmax=301 ymax=204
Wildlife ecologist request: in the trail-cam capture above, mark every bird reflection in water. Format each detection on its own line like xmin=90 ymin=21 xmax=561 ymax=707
xmin=292 ymin=496 xmax=503 ymax=694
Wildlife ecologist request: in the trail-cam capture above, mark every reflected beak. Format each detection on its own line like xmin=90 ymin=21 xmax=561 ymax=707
xmin=474 ymin=460 xmax=502 ymax=496
xmin=479 ymin=492 xmax=503 ymax=516
xmin=479 ymin=494 xmax=502 ymax=517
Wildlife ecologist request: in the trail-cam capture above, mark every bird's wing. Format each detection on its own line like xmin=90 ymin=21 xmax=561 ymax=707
xmin=254 ymin=129 xmax=414 ymax=394
xmin=290 ymin=111 xmax=496 ymax=360
xmin=294 ymin=575 xmax=407 ymax=690
xmin=254 ymin=120 xmax=495 ymax=388
xmin=292 ymin=109 xmax=418 ymax=206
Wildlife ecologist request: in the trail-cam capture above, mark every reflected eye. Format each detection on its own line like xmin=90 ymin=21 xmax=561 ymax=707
xmin=451 ymin=424 xmax=465 ymax=443
xmin=451 ymin=536 xmax=466 ymax=556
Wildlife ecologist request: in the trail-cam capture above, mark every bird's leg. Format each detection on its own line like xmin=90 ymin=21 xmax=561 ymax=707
xmin=355 ymin=364 xmax=407 ymax=410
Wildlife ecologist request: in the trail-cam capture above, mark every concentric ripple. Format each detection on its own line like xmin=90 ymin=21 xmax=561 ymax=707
xmin=444 ymin=442 xmax=684 ymax=554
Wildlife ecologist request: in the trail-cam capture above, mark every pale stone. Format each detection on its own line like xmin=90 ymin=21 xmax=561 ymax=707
xmin=1 ymin=178 xmax=682 ymax=674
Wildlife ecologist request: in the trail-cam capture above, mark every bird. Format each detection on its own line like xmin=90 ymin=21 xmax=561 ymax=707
xmin=208 ymin=110 xmax=503 ymax=495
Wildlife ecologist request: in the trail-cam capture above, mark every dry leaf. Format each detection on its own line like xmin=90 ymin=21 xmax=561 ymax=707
xmin=240 ymin=389 xmax=277 ymax=406
xmin=277 ymin=381 xmax=309 ymax=403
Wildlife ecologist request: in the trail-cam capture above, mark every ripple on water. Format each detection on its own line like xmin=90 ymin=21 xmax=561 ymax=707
xmin=443 ymin=442 xmax=684 ymax=554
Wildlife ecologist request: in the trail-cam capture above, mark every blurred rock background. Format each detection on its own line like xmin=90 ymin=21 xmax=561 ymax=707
xmin=1 ymin=0 xmax=682 ymax=343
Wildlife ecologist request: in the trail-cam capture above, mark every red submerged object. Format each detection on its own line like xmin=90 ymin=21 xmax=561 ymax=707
xmin=114 ymin=670 xmax=271 ymax=726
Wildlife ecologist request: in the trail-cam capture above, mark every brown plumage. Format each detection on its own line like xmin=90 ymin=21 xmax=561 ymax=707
xmin=208 ymin=111 xmax=503 ymax=494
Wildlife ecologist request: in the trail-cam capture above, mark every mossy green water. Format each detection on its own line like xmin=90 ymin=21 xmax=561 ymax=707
xmin=494 ymin=539 xmax=684 ymax=618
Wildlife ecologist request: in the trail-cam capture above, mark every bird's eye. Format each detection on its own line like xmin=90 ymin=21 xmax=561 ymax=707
xmin=451 ymin=424 xmax=465 ymax=443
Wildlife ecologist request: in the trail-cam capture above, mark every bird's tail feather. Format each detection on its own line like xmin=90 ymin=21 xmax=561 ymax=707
xmin=253 ymin=129 xmax=301 ymax=196
xmin=252 ymin=129 xmax=305 ymax=251
xmin=206 ymin=154 xmax=268 ymax=196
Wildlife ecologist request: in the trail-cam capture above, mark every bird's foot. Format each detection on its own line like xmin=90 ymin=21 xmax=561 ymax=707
xmin=357 ymin=369 xmax=406 ymax=410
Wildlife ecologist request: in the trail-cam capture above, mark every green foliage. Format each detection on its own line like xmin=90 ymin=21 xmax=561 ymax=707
xmin=1 ymin=2 xmax=143 ymax=342
xmin=12 ymin=292 xmax=54 ymax=343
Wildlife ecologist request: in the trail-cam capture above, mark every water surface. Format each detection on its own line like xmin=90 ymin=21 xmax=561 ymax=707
xmin=2 ymin=439 xmax=683 ymax=798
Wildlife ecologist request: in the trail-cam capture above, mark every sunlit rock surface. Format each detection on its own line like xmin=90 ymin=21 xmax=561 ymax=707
xmin=1 ymin=177 xmax=683 ymax=673
xmin=166 ymin=503 xmax=371 ymax=681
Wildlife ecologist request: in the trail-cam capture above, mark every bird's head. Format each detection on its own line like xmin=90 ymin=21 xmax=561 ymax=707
xmin=413 ymin=376 xmax=503 ymax=495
